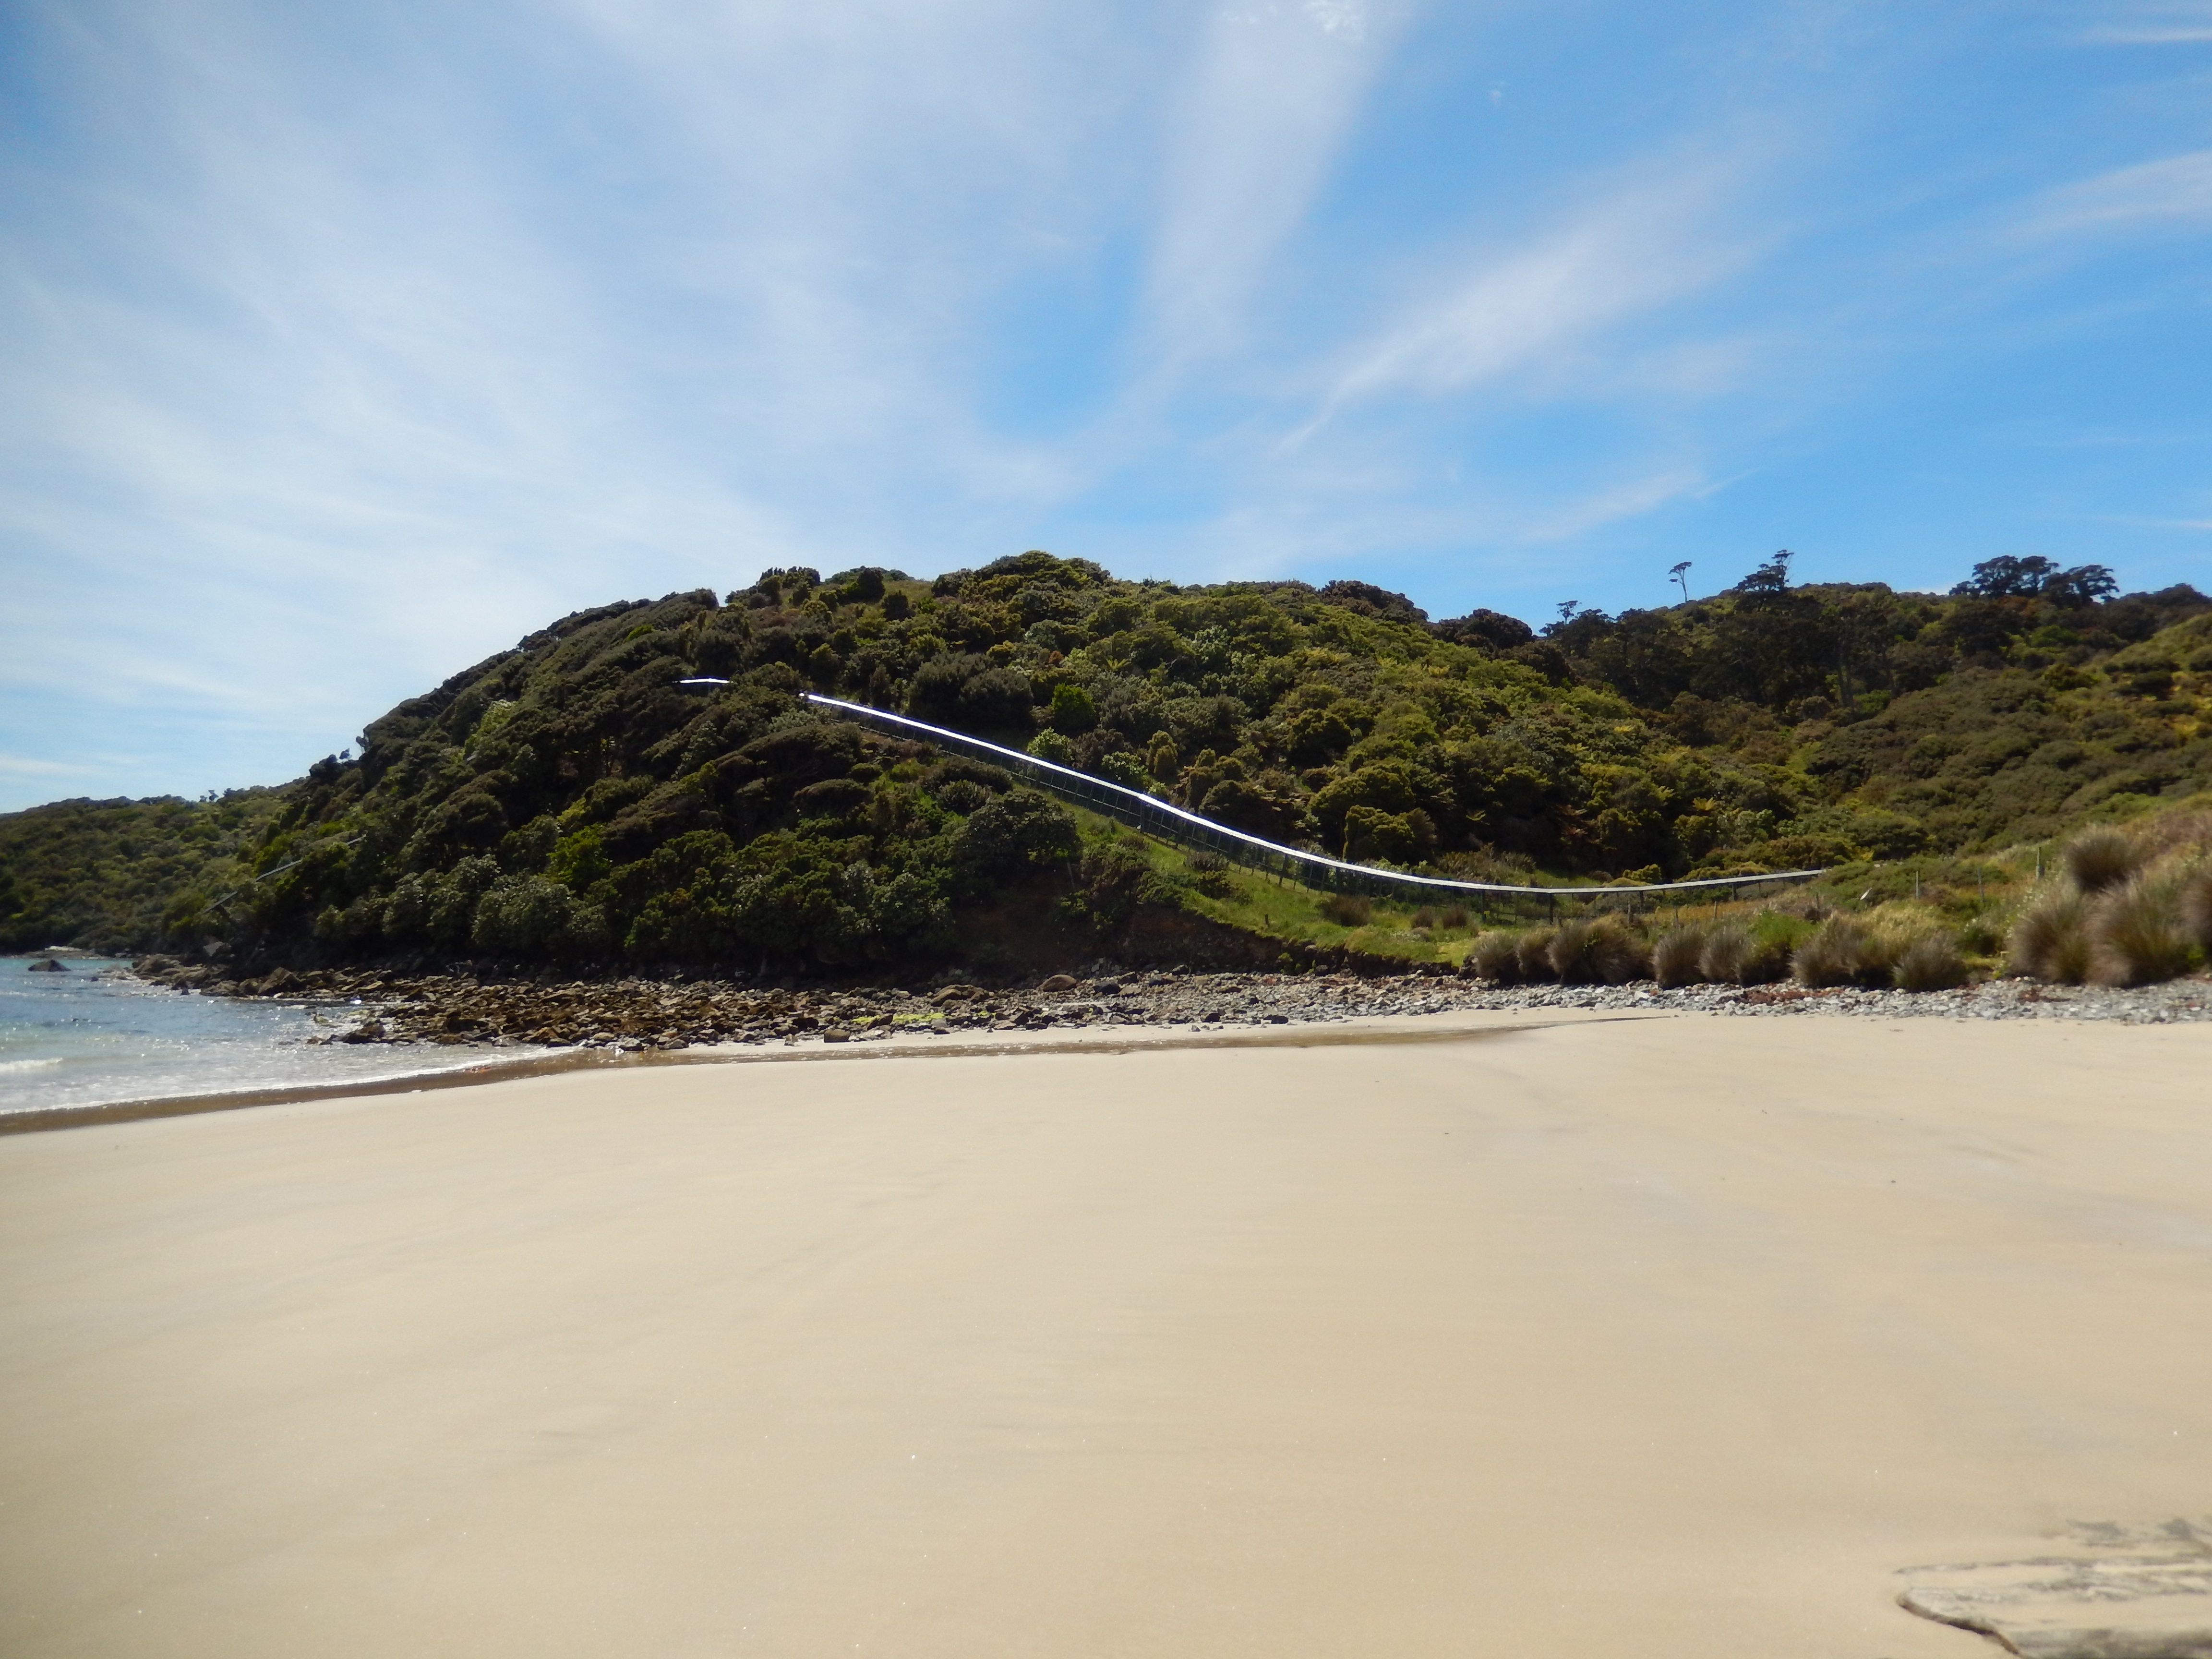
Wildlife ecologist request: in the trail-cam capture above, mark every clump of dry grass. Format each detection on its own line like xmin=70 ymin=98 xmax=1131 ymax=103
xmin=1892 ymin=932 xmax=1969 ymax=992
xmin=1792 ymin=916 xmax=1895 ymax=988
xmin=2009 ymin=889 xmax=2093 ymax=983
xmin=2063 ymin=827 xmax=2143 ymax=894
xmin=1464 ymin=929 xmax=1523 ymax=983
xmin=1438 ymin=903 xmax=1472 ymax=930
xmin=1549 ymin=917 xmax=1650 ymax=985
xmin=1651 ymin=924 xmax=1707 ymax=987
xmin=2182 ymin=864 xmax=2212 ymax=955
xmin=1318 ymin=892 xmax=1372 ymax=927
xmin=1410 ymin=906 xmax=1438 ymax=930
xmin=1698 ymin=922 xmax=1789 ymax=986
xmin=1516 ymin=926 xmax=1559 ymax=983
xmin=2091 ymin=867 xmax=2195 ymax=986
xmin=2003 ymin=807 xmax=2212 ymax=987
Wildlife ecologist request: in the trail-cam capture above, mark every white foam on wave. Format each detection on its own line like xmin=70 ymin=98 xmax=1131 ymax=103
xmin=0 ymin=1056 xmax=69 ymax=1074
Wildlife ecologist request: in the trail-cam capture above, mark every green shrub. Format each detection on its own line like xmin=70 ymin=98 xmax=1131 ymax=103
xmin=472 ymin=876 xmax=608 ymax=959
xmin=1068 ymin=840 xmax=1155 ymax=929
xmin=1651 ymin=924 xmax=1707 ymax=987
xmin=1465 ymin=929 xmax=1523 ymax=983
xmin=1047 ymin=683 xmax=1097 ymax=734
xmin=1097 ymin=751 xmax=1150 ymax=791
xmin=2009 ymin=889 xmax=2093 ymax=983
xmin=951 ymin=789 xmax=1080 ymax=886
xmin=1892 ymin=932 xmax=1969 ymax=992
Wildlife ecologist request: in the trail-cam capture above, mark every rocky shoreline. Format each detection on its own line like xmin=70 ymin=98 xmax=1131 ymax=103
xmin=122 ymin=955 xmax=2212 ymax=1049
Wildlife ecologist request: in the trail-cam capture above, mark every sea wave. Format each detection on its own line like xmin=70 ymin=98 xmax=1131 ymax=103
xmin=0 ymin=1056 xmax=69 ymax=1074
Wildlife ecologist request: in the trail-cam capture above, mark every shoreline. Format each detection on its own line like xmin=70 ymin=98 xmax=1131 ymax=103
xmin=0 ymin=1009 xmax=1634 ymax=1135
xmin=15 ymin=956 xmax=2211 ymax=1134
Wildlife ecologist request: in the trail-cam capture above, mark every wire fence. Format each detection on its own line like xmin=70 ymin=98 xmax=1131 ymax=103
xmin=804 ymin=694 xmax=1830 ymax=919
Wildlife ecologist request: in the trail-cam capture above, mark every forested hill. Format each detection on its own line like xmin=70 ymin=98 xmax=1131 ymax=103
xmin=3 ymin=548 xmax=2210 ymax=967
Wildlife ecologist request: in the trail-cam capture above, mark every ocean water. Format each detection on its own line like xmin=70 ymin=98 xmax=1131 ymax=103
xmin=0 ymin=957 xmax=518 ymax=1118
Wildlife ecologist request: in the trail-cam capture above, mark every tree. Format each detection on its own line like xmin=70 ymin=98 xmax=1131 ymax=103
xmin=1952 ymin=555 xmax=2059 ymax=599
xmin=1735 ymin=550 xmax=1793 ymax=598
xmin=2041 ymin=564 xmax=2118 ymax=608
xmin=1950 ymin=555 xmax=2116 ymax=607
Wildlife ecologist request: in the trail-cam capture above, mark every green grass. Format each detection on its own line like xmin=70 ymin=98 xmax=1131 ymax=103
xmin=1063 ymin=813 xmax=1476 ymax=964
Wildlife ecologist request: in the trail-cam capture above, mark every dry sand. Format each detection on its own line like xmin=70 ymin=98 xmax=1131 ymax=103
xmin=2 ymin=1010 xmax=2209 ymax=1658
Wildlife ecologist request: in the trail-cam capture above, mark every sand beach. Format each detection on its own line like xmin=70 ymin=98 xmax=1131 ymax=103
xmin=2 ymin=1009 xmax=2209 ymax=1658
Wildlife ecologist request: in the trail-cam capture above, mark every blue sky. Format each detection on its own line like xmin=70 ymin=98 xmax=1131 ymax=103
xmin=2 ymin=0 xmax=2210 ymax=809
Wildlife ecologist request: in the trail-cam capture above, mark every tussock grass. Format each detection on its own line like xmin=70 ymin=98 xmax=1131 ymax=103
xmin=1318 ymin=893 xmax=1372 ymax=927
xmin=1791 ymin=916 xmax=1895 ymax=988
xmin=1651 ymin=924 xmax=1708 ymax=987
xmin=1438 ymin=903 xmax=1472 ymax=930
xmin=2009 ymin=889 xmax=2093 ymax=983
xmin=1465 ymin=929 xmax=1524 ymax=983
xmin=1698 ymin=922 xmax=1790 ymax=986
xmin=1410 ymin=906 xmax=1438 ymax=930
xmin=1892 ymin=932 xmax=1969 ymax=992
xmin=1549 ymin=917 xmax=1649 ymax=985
xmin=1516 ymin=926 xmax=1558 ymax=983
xmin=2182 ymin=864 xmax=2212 ymax=955
xmin=2091 ymin=867 xmax=2195 ymax=986
xmin=2063 ymin=827 xmax=2142 ymax=894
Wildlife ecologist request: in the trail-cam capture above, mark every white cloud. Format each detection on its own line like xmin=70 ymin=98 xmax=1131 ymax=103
xmin=0 ymin=0 xmax=1097 ymax=785
xmin=0 ymin=753 xmax=96 ymax=780
xmin=2085 ymin=3 xmax=2212 ymax=42
xmin=1142 ymin=0 xmax=1405 ymax=365
xmin=1517 ymin=467 xmax=1715 ymax=543
xmin=1313 ymin=162 xmax=1759 ymax=415
xmin=2025 ymin=150 xmax=2212 ymax=235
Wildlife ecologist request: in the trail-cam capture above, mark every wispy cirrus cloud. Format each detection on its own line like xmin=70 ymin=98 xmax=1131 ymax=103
xmin=2026 ymin=150 xmax=2212 ymax=233
xmin=1307 ymin=159 xmax=1762 ymax=420
xmin=7 ymin=0 xmax=2212 ymax=811
xmin=0 ymin=753 xmax=96 ymax=780
xmin=1143 ymin=0 xmax=1406 ymax=367
xmin=2084 ymin=2 xmax=2212 ymax=42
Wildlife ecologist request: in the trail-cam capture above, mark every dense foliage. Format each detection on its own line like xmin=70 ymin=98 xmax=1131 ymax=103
xmin=0 ymin=791 xmax=285 ymax=953
xmin=4 ymin=548 xmax=2209 ymax=971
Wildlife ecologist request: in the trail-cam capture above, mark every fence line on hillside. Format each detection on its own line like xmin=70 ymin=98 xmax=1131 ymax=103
xmin=802 ymin=693 xmax=1828 ymax=917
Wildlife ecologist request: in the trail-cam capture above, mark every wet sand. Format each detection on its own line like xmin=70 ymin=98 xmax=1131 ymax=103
xmin=2 ymin=1010 xmax=2209 ymax=1658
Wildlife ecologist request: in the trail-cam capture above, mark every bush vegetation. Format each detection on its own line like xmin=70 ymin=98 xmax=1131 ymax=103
xmin=8 ymin=547 xmax=2212 ymax=979
xmin=0 ymin=791 xmax=285 ymax=953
